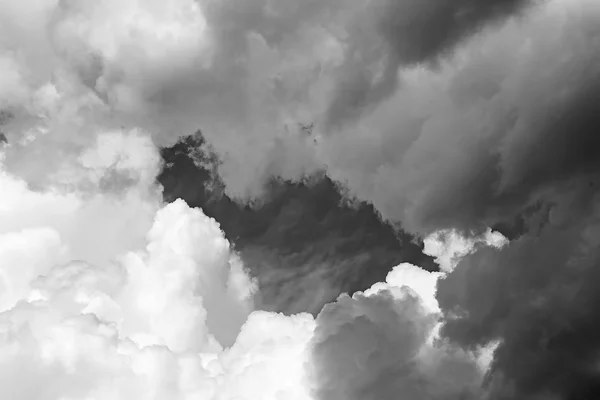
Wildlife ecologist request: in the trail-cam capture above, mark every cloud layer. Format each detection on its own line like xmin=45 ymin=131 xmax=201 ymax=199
xmin=2 ymin=0 xmax=600 ymax=398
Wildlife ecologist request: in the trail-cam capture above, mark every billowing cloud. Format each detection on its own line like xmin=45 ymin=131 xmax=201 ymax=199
xmin=424 ymin=228 xmax=508 ymax=272
xmin=436 ymin=198 xmax=600 ymax=399
xmin=0 ymin=0 xmax=331 ymax=197
xmin=321 ymin=0 xmax=536 ymax=130
xmin=0 ymin=0 xmax=543 ymax=203
xmin=0 ymin=173 xmax=485 ymax=399
xmin=0 ymin=195 xmax=258 ymax=399
xmin=0 ymin=129 xmax=161 ymax=268
xmin=310 ymin=263 xmax=484 ymax=400
xmin=3 ymin=0 xmax=596 ymax=226
xmin=2 ymin=0 xmax=600 ymax=399
xmin=319 ymin=0 xmax=600 ymax=236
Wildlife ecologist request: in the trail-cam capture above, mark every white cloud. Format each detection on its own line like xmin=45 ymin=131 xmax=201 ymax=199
xmin=0 ymin=178 xmax=493 ymax=399
xmin=0 ymin=129 xmax=162 ymax=268
xmin=0 ymin=228 xmax=66 ymax=311
xmin=424 ymin=229 xmax=508 ymax=272
xmin=0 ymin=198 xmax=258 ymax=399
xmin=365 ymin=262 xmax=444 ymax=313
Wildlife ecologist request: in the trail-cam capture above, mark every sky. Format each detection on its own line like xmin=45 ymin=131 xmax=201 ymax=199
xmin=1 ymin=0 xmax=600 ymax=399
xmin=156 ymin=131 xmax=440 ymax=315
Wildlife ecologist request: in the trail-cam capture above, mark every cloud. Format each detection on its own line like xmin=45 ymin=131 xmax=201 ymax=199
xmin=0 ymin=164 xmax=489 ymax=399
xmin=213 ymin=311 xmax=316 ymax=400
xmin=0 ymin=0 xmax=332 ymax=198
xmin=2 ymin=0 xmax=597 ymax=225
xmin=321 ymin=0 xmax=536 ymax=130
xmin=319 ymin=0 xmax=600 ymax=235
xmin=0 ymin=228 xmax=66 ymax=312
xmin=1 ymin=2 xmax=468 ymax=397
xmin=0 ymin=129 xmax=162 ymax=268
xmin=424 ymin=228 xmax=508 ymax=272
xmin=0 ymin=0 xmax=572 ymax=213
xmin=0 ymin=196 xmax=259 ymax=399
xmin=157 ymin=132 xmax=438 ymax=315
xmin=436 ymin=196 xmax=600 ymax=399
xmin=0 ymin=0 xmax=537 ymax=204
xmin=3 ymin=0 xmax=600 ymax=399
xmin=310 ymin=263 xmax=484 ymax=400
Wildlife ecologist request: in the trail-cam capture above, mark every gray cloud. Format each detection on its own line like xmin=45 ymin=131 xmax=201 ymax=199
xmin=322 ymin=0 xmax=537 ymax=130
xmin=310 ymin=288 xmax=483 ymax=400
xmin=437 ymin=189 xmax=600 ymax=399
xmin=4 ymin=0 xmax=600 ymax=398
xmin=319 ymin=0 xmax=600 ymax=236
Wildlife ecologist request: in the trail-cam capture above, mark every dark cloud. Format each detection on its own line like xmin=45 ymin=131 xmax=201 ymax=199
xmin=154 ymin=4 xmax=600 ymax=398
xmin=157 ymin=131 xmax=436 ymax=314
xmin=2 ymin=0 xmax=599 ymax=397
xmin=320 ymin=2 xmax=600 ymax=237
xmin=419 ymin=14 xmax=600 ymax=397
xmin=310 ymin=287 xmax=483 ymax=400
xmin=437 ymin=187 xmax=600 ymax=399
xmin=310 ymin=2 xmax=600 ymax=399
xmin=323 ymin=0 xmax=536 ymax=130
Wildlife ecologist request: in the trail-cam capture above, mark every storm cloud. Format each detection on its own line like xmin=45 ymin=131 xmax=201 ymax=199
xmin=1 ymin=0 xmax=600 ymax=399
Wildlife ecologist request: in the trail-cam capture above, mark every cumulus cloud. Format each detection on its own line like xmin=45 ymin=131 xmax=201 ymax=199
xmin=0 ymin=0 xmax=331 ymax=197
xmin=0 ymin=0 xmax=578 ymax=215
xmin=1 ymin=92 xmax=453 ymax=398
xmin=424 ymin=228 xmax=508 ymax=272
xmin=2 ymin=0 xmax=600 ymax=399
xmin=0 ymin=227 xmax=66 ymax=312
xmin=0 ymin=196 xmax=258 ymax=399
xmin=0 ymin=130 xmax=161 ymax=268
xmin=319 ymin=0 xmax=600 ymax=236
xmin=310 ymin=263 xmax=484 ymax=400
xmin=321 ymin=0 xmax=536 ymax=130
xmin=436 ymin=198 xmax=600 ymax=399
xmin=0 ymin=121 xmax=490 ymax=399
xmin=0 ymin=0 xmax=540 ymax=203
xmin=304 ymin=1 xmax=600 ymax=397
xmin=0 ymin=175 xmax=483 ymax=400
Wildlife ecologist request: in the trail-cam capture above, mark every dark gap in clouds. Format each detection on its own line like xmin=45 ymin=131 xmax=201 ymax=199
xmin=490 ymin=200 xmax=551 ymax=240
xmin=157 ymin=131 xmax=437 ymax=315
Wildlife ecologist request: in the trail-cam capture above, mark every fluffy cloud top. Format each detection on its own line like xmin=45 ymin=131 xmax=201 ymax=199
xmin=0 ymin=153 xmax=489 ymax=399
